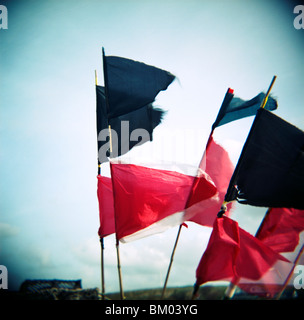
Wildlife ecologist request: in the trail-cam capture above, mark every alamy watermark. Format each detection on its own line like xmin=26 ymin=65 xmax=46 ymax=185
xmin=98 ymin=121 xmax=150 ymax=163
xmin=294 ymin=265 xmax=304 ymax=290
xmin=97 ymin=121 xmax=206 ymax=164
xmin=0 ymin=4 xmax=303 ymax=30
xmin=294 ymin=5 xmax=304 ymax=29
xmin=0 ymin=5 xmax=8 ymax=30
xmin=0 ymin=265 xmax=8 ymax=289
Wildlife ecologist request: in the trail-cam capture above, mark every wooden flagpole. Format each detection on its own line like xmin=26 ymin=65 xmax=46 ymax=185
xmin=161 ymin=224 xmax=183 ymax=299
xmin=102 ymin=47 xmax=124 ymax=300
xmin=223 ymin=76 xmax=277 ymax=299
xmin=100 ymin=237 xmax=105 ymax=300
xmin=116 ymin=239 xmax=124 ymax=300
xmin=162 ymin=130 xmax=215 ymax=299
xmin=96 ymin=69 xmax=106 ymax=300
xmin=164 ymin=88 xmax=233 ymax=299
xmin=260 ymin=75 xmax=277 ymax=109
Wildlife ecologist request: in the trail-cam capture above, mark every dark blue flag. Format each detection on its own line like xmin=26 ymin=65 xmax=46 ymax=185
xmin=212 ymin=88 xmax=278 ymax=130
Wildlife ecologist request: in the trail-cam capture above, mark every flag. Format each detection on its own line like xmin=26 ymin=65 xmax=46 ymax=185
xmin=187 ymin=88 xmax=277 ymax=226
xmin=97 ymin=50 xmax=175 ymax=163
xmin=257 ymin=208 xmax=304 ymax=253
xmin=187 ymin=134 xmax=235 ymax=227
xmin=195 ymin=216 xmax=289 ymax=287
xmin=225 ymin=108 xmax=304 ymax=209
xmin=96 ymin=86 xmax=165 ymax=163
xmin=212 ymin=88 xmax=278 ymax=130
xmin=237 ymin=259 xmax=294 ymax=298
xmin=103 ymin=54 xmax=175 ymax=118
xmin=110 ymin=161 xmax=217 ymax=242
xmin=97 ymin=175 xmax=115 ymax=238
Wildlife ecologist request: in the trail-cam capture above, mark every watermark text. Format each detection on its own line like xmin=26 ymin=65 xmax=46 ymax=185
xmin=294 ymin=265 xmax=304 ymax=290
xmin=0 ymin=5 xmax=8 ymax=30
xmin=294 ymin=5 xmax=304 ymax=29
xmin=0 ymin=265 xmax=8 ymax=289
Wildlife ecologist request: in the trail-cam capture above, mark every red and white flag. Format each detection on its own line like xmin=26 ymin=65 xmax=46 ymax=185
xmin=96 ymin=134 xmax=234 ymax=242
xmin=195 ymin=216 xmax=289 ymax=287
xmin=187 ymin=134 xmax=235 ymax=227
xmin=236 ymin=208 xmax=304 ymax=298
xmin=110 ymin=160 xmax=218 ymax=242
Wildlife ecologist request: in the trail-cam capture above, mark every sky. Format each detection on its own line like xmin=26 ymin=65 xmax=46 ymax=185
xmin=0 ymin=0 xmax=303 ymax=293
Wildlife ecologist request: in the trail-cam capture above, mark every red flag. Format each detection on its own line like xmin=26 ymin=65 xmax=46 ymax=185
xmin=257 ymin=208 xmax=304 ymax=253
xmin=237 ymin=258 xmax=294 ymax=298
xmin=97 ymin=175 xmax=115 ymax=238
xmin=110 ymin=161 xmax=217 ymax=242
xmin=188 ymin=134 xmax=235 ymax=227
xmin=196 ymin=216 xmax=289 ymax=286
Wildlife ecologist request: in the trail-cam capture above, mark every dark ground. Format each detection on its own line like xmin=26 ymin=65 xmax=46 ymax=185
xmin=0 ymin=285 xmax=303 ymax=300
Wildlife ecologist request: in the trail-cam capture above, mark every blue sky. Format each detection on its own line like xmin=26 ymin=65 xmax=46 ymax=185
xmin=0 ymin=0 xmax=303 ymax=293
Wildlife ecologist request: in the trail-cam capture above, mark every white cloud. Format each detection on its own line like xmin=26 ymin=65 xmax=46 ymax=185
xmin=0 ymin=223 xmax=19 ymax=238
xmin=72 ymin=236 xmax=100 ymax=266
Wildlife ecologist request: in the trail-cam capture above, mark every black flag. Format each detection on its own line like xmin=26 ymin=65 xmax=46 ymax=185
xmin=103 ymin=54 xmax=175 ymax=118
xmin=225 ymin=108 xmax=304 ymax=209
xmin=96 ymin=50 xmax=175 ymax=163
xmin=96 ymin=86 xmax=165 ymax=163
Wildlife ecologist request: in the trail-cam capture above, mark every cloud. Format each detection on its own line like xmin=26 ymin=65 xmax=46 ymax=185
xmin=0 ymin=223 xmax=19 ymax=238
xmin=72 ymin=236 xmax=100 ymax=266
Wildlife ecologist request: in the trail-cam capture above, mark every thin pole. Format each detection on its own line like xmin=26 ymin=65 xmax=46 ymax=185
xmin=102 ymin=48 xmax=113 ymax=158
xmin=96 ymin=69 xmax=101 ymax=174
xmin=162 ymin=130 xmax=216 ymax=299
xmin=161 ymin=224 xmax=183 ymax=299
xmin=102 ymin=47 xmax=110 ymax=115
xmin=223 ymin=76 xmax=277 ymax=299
xmin=276 ymin=244 xmax=304 ymax=300
xmin=100 ymin=237 xmax=105 ymax=300
xmin=108 ymin=124 xmax=113 ymax=154
xmin=102 ymin=47 xmax=124 ymax=299
xmin=260 ymin=75 xmax=277 ymax=109
xmin=96 ymin=69 xmax=105 ymax=299
xmin=116 ymin=239 xmax=124 ymax=300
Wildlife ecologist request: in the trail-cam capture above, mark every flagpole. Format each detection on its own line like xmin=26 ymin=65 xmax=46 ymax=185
xmin=161 ymin=224 xmax=183 ymax=299
xmin=191 ymin=88 xmax=235 ymax=300
xmin=165 ymin=88 xmax=234 ymax=300
xmin=96 ymin=69 xmax=106 ymax=300
xmin=102 ymin=47 xmax=124 ymax=300
xmin=161 ymin=129 xmax=216 ymax=300
xmin=260 ymin=75 xmax=277 ymax=109
xmin=275 ymin=243 xmax=304 ymax=300
xmin=116 ymin=239 xmax=124 ymax=300
xmin=192 ymin=88 xmax=237 ymax=300
xmin=99 ymin=237 xmax=105 ymax=300
xmin=222 ymin=76 xmax=277 ymax=299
